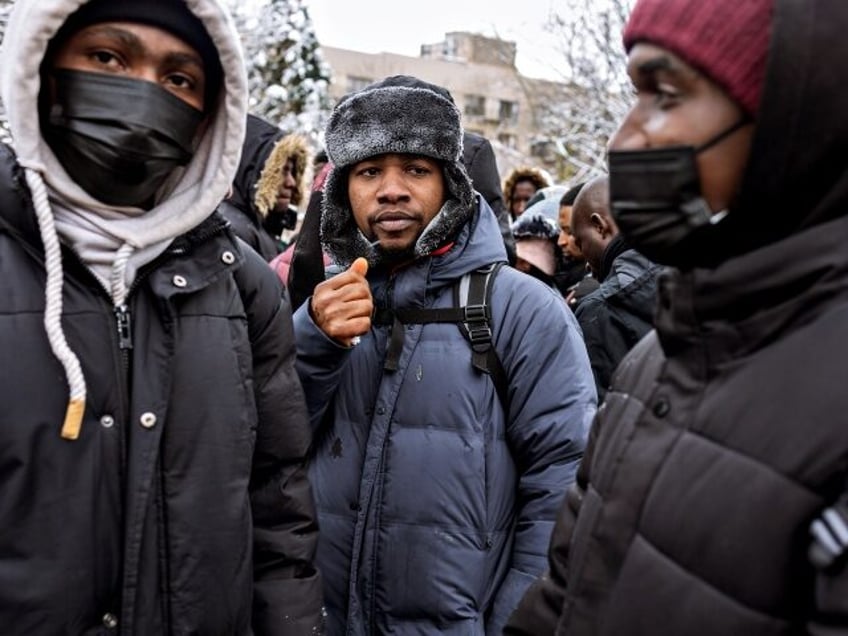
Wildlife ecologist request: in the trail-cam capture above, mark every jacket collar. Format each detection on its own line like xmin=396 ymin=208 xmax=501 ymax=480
xmin=656 ymin=214 xmax=848 ymax=364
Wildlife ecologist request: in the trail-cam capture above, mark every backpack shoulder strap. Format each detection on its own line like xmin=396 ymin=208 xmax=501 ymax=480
xmin=375 ymin=262 xmax=509 ymax=411
xmin=454 ymin=262 xmax=508 ymax=410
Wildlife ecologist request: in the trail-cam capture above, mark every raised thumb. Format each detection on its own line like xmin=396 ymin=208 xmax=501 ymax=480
xmin=350 ymin=257 xmax=369 ymax=277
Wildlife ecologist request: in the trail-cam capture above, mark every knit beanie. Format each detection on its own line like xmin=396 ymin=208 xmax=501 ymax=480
xmin=320 ymin=75 xmax=475 ymax=267
xmin=50 ymin=0 xmax=223 ymax=109
xmin=511 ymin=211 xmax=560 ymax=276
xmin=623 ymin=0 xmax=774 ymax=115
xmin=523 ymin=185 xmax=568 ymax=223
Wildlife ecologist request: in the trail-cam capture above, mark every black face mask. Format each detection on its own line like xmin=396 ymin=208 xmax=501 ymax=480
xmin=608 ymin=119 xmax=749 ymax=268
xmin=42 ymin=69 xmax=204 ymax=208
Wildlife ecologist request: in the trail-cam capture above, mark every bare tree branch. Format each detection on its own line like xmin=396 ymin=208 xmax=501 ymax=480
xmin=534 ymin=0 xmax=635 ymax=183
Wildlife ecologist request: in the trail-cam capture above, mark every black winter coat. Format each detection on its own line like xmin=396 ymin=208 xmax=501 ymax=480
xmin=217 ymin=115 xmax=308 ymax=262
xmin=219 ymin=197 xmax=280 ymax=260
xmin=462 ymin=131 xmax=516 ymax=264
xmin=575 ymin=239 xmax=660 ymax=401
xmin=505 ymin=1 xmax=848 ymax=631
xmin=0 ymin=147 xmax=322 ymax=635
xmin=506 ymin=218 xmax=848 ymax=634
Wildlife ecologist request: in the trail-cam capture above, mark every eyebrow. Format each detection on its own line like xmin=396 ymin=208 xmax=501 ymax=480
xmin=81 ymin=25 xmax=145 ymax=57
xmin=163 ymin=51 xmax=205 ymax=73
xmin=79 ymin=25 xmax=205 ymax=72
xmin=635 ymin=56 xmax=677 ymax=75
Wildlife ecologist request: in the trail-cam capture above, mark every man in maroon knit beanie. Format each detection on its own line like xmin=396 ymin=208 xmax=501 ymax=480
xmin=506 ymin=0 xmax=848 ymax=633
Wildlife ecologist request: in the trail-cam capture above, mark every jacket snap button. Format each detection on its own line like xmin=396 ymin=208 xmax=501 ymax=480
xmin=102 ymin=613 xmax=118 ymax=629
xmin=139 ymin=412 xmax=157 ymax=429
xmin=172 ymin=275 xmax=188 ymax=288
xmin=99 ymin=415 xmax=115 ymax=429
xmin=376 ymin=407 xmax=385 ymax=415
xmin=221 ymin=251 xmax=235 ymax=264
xmin=652 ymin=399 xmax=670 ymax=418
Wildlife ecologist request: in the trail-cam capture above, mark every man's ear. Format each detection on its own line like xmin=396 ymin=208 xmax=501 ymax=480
xmin=590 ymin=212 xmax=611 ymax=238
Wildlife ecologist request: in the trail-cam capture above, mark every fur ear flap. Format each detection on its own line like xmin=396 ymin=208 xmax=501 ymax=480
xmin=320 ymin=78 xmax=476 ymax=268
xmin=320 ymin=160 xmax=476 ymax=269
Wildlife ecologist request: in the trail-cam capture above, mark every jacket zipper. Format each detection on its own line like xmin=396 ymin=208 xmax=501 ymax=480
xmin=114 ymin=304 xmax=133 ymax=352
xmin=368 ymin=274 xmax=396 ymax=633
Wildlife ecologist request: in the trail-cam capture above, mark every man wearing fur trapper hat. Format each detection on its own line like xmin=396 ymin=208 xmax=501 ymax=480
xmin=292 ymin=75 xmax=596 ymax=634
xmin=0 ymin=0 xmax=322 ymax=633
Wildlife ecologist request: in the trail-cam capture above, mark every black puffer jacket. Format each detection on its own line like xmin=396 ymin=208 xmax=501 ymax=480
xmin=575 ymin=236 xmax=661 ymax=401
xmin=508 ymin=219 xmax=848 ymax=635
xmin=462 ymin=131 xmax=516 ymax=264
xmin=506 ymin=1 xmax=848 ymax=633
xmin=0 ymin=148 xmax=322 ymax=635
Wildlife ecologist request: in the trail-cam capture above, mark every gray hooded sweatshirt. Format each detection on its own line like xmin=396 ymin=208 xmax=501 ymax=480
xmin=0 ymin=1 xmax=323 ymax=634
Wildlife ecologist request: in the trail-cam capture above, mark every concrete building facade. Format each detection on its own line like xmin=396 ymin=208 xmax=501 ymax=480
xmin=320 ymin=32 xmax=568 ymax=175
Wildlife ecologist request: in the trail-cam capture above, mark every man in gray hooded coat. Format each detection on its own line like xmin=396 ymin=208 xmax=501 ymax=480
xmin=0 ymin=0 xmax=322 ymax=633
xmin=292 ymin=76 xmax=596 ymax=634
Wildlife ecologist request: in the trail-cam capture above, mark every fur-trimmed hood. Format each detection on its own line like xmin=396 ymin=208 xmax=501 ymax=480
xmin=230 ymin=114 xmax=309 ymax=220
xmin=503 ymin=166 xmax=550 ymax=206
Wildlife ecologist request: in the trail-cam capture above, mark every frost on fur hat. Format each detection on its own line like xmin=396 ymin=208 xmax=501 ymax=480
xmin=320 ymin=76 xmax=475 ymax=268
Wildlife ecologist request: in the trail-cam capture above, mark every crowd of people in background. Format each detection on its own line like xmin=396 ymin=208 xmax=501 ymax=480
xmin=0 ymin=0 xmax=846 ymax=634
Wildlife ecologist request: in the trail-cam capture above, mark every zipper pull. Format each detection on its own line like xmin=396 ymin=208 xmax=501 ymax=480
xmin=114 ymin=305 xmax=133 ymax=350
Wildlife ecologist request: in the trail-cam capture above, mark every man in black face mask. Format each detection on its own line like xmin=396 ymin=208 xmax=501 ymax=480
xmin=0 ymin=0 xmax=323 ymax=633
xmin=507 ymin=0 xmax=848 ymax=634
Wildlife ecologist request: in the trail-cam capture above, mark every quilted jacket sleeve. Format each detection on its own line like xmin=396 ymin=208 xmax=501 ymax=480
xmin=485 ymin=272 xmax=597 ymax=635
xmin=291 ymin=298 xmax=355 ymax=433
xmin=503 ymin=414 xmax=601 ymax=635
xmin=235 ymin=250 xmax=324 ymax=635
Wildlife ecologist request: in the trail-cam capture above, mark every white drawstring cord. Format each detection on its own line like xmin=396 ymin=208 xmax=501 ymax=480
xmin=25 ymin=167 xmax=86 ymax=440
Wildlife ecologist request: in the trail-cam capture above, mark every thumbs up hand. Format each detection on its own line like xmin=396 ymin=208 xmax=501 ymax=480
xmin=310 ymin=257 xmax=373 ymax=347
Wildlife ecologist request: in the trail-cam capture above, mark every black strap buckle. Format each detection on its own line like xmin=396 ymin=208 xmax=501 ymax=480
xmin=463 ymin=304 xmax=487 ymax=324
xmin=467 ymin=325 xmax=493 ymax=352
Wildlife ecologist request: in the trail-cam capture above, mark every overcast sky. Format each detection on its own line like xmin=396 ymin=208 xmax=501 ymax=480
xmin=308 ymin=0 xmax=566 ymax=81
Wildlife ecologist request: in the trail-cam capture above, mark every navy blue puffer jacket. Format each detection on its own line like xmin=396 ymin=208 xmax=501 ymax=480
xmin=294 ymin=198 xmax=596 ymax=635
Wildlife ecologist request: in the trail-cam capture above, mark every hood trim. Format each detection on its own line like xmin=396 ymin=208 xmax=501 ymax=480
xmin=254 ymin=133 xmax=309 ymax=217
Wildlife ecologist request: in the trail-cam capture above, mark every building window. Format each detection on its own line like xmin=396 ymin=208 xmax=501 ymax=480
xmin=443 ymin=36 xmax=458 ymax=59
xmin=531 ymin=140 xmax=557 ymax=161
xmin=347 ymin=76 xmax=373 ymax=93
xmin=499 ymin=100 xmax=518 ymax=124
xmin=465 ymin=94 xmax=485 ymax=117
xmin=498 ymin=133 xmax=517 ymax=148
